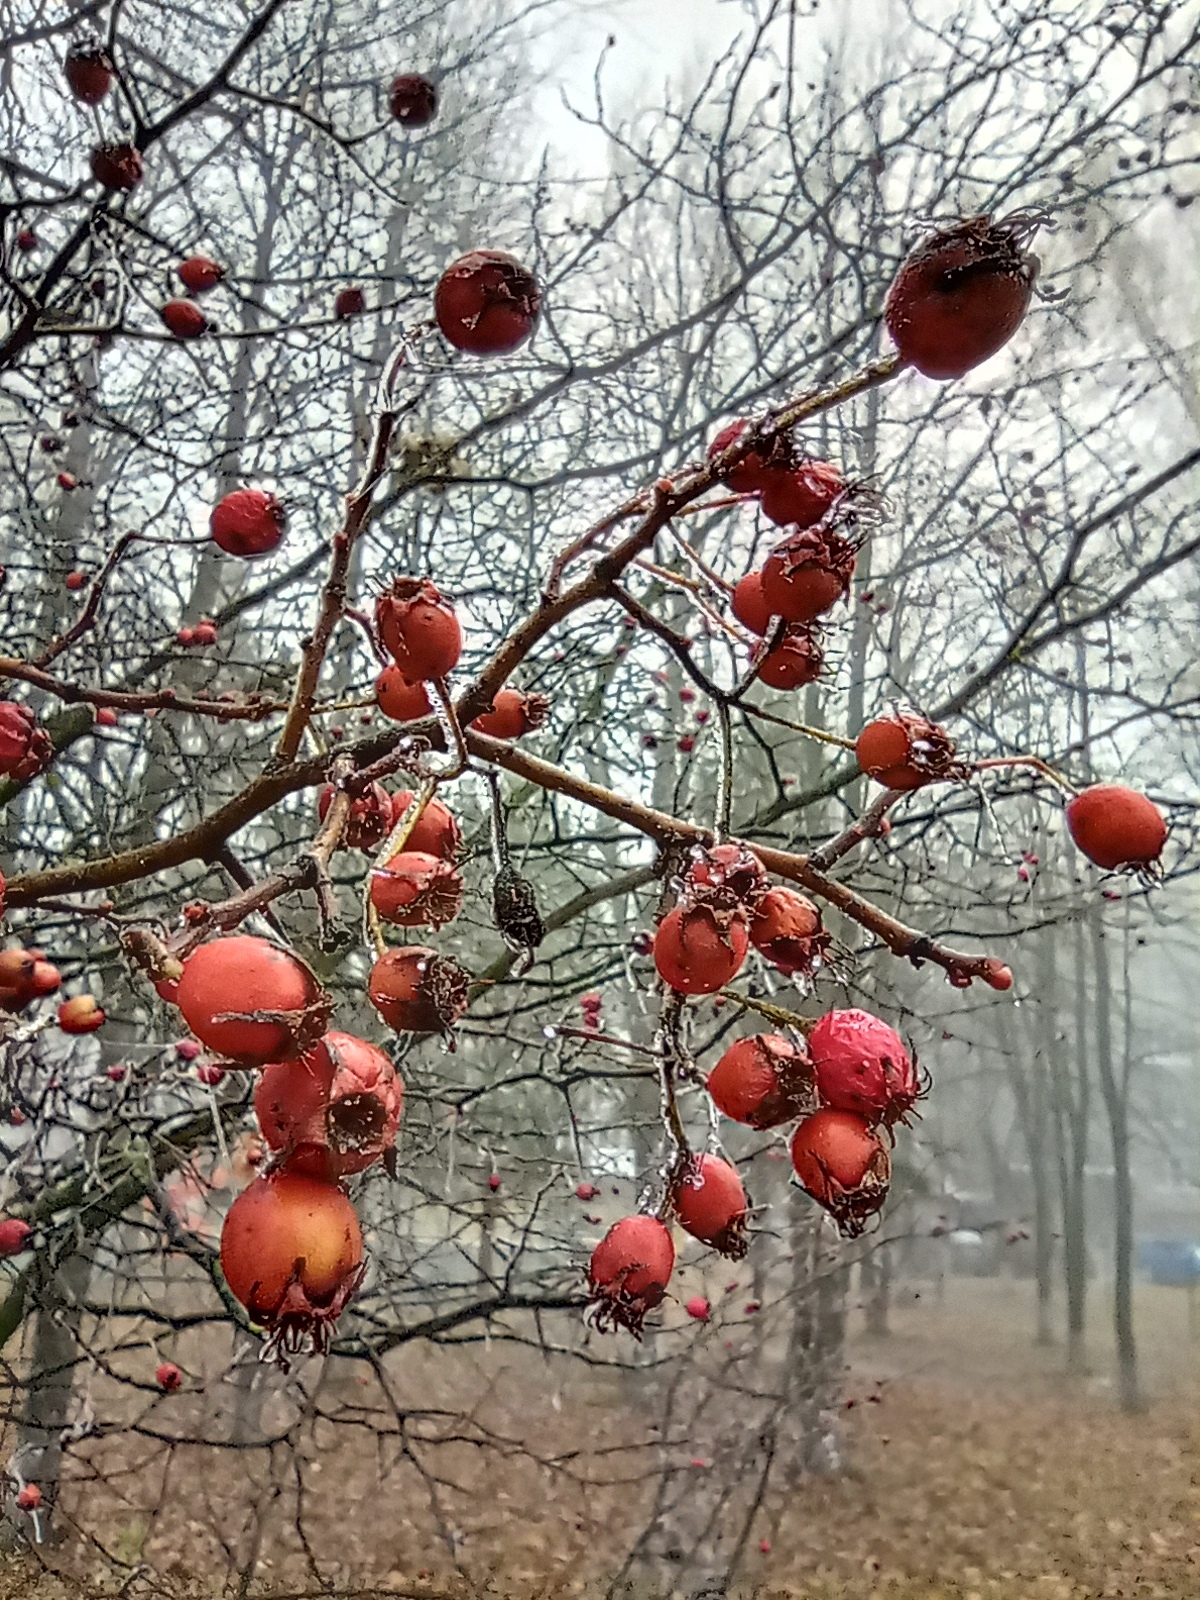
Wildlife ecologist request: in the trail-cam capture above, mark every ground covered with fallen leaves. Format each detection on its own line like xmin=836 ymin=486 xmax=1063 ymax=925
xmin=3 ymin=1275 xmax=1198 ymax=1598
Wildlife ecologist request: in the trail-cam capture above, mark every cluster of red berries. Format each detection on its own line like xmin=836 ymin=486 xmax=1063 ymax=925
xmin=587 ymin=1006 xmax=914 ymax=1334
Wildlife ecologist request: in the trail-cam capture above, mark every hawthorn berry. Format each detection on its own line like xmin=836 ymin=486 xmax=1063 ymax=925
xmin=434 ymin=250 xmax=541 ymax=356
xmin=761 ymin=521 xmax=857 ymax=623
xmin=334 ymin=287 xmax=366 ymax=319
xmin=156 ymin=1361 xmax=183 ymax=1392
xmin=389 ymin=73 xmax=437 ymax=126
xmin=0 ymin=1218 xmax=32 ymax=1256
xmin=587 ymin=1214 xmax=675 ymax=1337
xmin=808 ymin=1008 xmax=918 ymax=1127
xmin=855 ymin=712 xmax=957 ymax=790
xmin=369 ymin=850 xmax=464 ymax=928
xmin=90 ymin=143 xmax=143 ymax=192
xmin=375 ymin=665 xmax=432 ymax=723
xmin=176 ymin=935 xmax=330 ymax=1065
xmin=57 ymin=994 xmax=105 ymax=1033
xmin=65 ymin=45 xmax=114 ymax=103
xmin=670 ymin=1153 xmax=749 ymax=1258
xmin=1066 ymin=784 xmax=1167 ymax=871
xmin=16 ymin=228 xmax=37 ymax=251
xmin=388 ymin=790 xmax=462 ymax=861
xmin=790 ymin=1110 xmax=891 ymax=1237
xmin=758 ymin=460 xmax=845 ymax=528
xmin=471 ymin=687 xmax=550 ymax=740
xmin=376 ymin=578 xmax=462 ymax=680
xmin=178 ymin=255 xmax=224 ymax=293
xmin=749 ymin=887 xmax=829 ymax=978
xmin=707 ymin=1033 xmax=814 ymax=1129
xmin=367 ymin=946 xmax=470 ymax=1036
xmin=210 ymin=488 xmax=285 ymax=558
xmin=756 ymin=627 xmax=824 ymax=690
xmin=731 ymin=570 xmax=776 ymax=635
xmin=161 ymin=299 xmax=207 ymax=339
xmin=653 ymin=905 xmax=748 ymax=995
xmin=884 ymin=211 xmax=1046 ymax=380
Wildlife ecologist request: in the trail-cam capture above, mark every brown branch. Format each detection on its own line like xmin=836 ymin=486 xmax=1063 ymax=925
xmin=0 ymin=656 xmax=284 ymax=721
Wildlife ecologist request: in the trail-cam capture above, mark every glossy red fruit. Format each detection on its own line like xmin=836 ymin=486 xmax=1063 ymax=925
xmin=15 ymin=1484 xmax=41 ymax=1512
xmin=809 ymin=1009 xmax=918 ymax=1128
xmin=255 ymin=1031 xmax=403 ymax=1180
xmin=749 ymin=887 xmax=829 ymax=978
xmin=16 ymin=228 xmax=37 ymax=251
xmin=388 ymin=790 xmax=462 ymax=861
xmin=683 ymin=842 xmax=768 ymax=917
xmin=375 ymin=666 xmax=432 ymax=723
xmin=653 ymin=905 xmax=748 ymax=995
xmin=759 ymin=460 xmax=845 ymax=528
xmin=90 ymin=143 xmax=143 ymax=192
xmin=65 ymin=46 xmax=114 ymax=103
xmin=707 ymin=1033 xmax=813 ymax=1129
xmin=30 ymin=960 xmax=62 ymax=996
xmin=317 ymin=781 xmax=392 ymax=850
xmin=376 ymin=577 xmax=462 ymax=680
xmin=176 ymin=935 xmax=330 ymax=1065
xmin=334 ymin=286 xmax=365 ymax=319
xmin=0 ymin=1219 xmax=32 ymax=1255
xmin=367 ymin=946 xmax=470 ymax=1036
xmin=370 ymin=850 xmax=463 ymax=928
xmin=434 ymin=249 xmax=541 ymax=356
xmin=884 ymin=212 xmax=1045 ymax=380
xmin=57 ymin=994 xmax=105 ymax=1034
xmin=155 ymin=1361 xmax=182 ymax=1392
xmin=685 ymin=1294 xmax=710 ymax=1321
xmin=389 ymin=73 xmax=437 ymax=126
xmin=210 ymin=488 xmax=285 ymax=558
xmin=790 ymin=1110 xmax=891 ymax=1237
xmin=670 ymin=1153 xmax=748 ymax=1258
xmin=161 ymin=299 xmax=206 ymax=339
xmin=761 ymin=523 xmax=857 ymax=623
xmin=0 ymin=702 xmax=52 ymax=779
xmin=57 ymin=472 xmax=78 ymax=490
xmin=471 ymin=688 xmax=551 ymax=740
xmin=587 ymin=1214 xmax=675 ymax=1336
xmin=756 ymin=627 xmax=824 ymax=691
xmin=1066 ymin=784 xmax=1167 ymax=872
xmin=731 ymin=570 xmax=776 ymax=635
xmin=219 ymin=1171 xmax=364 ymax=1358
xmin=65 ymin=569 xmax=86 ymax=592
xmin=178 ymin=255 xmax=224 ymax=293
xmin=855 ymin=712 xmax=957 ymax=790
xmin=707 ymin=420 xmax=789 ymax=494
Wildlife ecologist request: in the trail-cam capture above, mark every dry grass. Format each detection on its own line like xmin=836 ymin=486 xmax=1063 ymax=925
xmin=4 ymin=1276 xmax=1199 ymax=1598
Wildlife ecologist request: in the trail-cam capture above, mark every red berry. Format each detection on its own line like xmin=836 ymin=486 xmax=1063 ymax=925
xmin=388 ymin=790 xmax=462 ymax=861
xmin=161 ymin=299 xmax=207 ymax=339
xmin=375 ymin=666 xmax=432 ymax=723
xmin=370 ymin=850 xmax=463 ymax=928
xmin=1066 ymin=784 xmax=1167 ymax=872
xmin=90 ymin=144 xmax=142 ymax=192
xmin=317 ymin=780 xmax=392 ymax=851
xmin=884 ymin=212 xmax=1045 ymax=380
xmin=789 ymin=1110 xmax=891 ymax=1237
xmin=488 ymin=1173 xmax=501 ymax=1192
xmin=16 ymin=1483 xmax=41 ymax=1512
xmin=178 ymin=255 xmax=224 ymax=293
xmin=809 ymin=1009 xmax=918 ymax=1127
xmin=255 ymin=1030 xmax=403 ymax=1180
xmin=16 ymin=228 xmax=37 ymax=252
xmin=669 ymin=1153 xmax=748 ymax=1257
xmin=389 ymin=73 xmax=437 ymax=126
xmin=731 ymin=570 xmax=776 ymax=635
xmin=587 ymin=1215 xmax=675 ymax=1336
xmin=575 ymin=1182 xmax=598 ymax=1201
xmin=653 ymin=905 xmax=748 ymax=995
xmin=756 ymin=627 xmax=824 ymax=690
xmin=707 ymin=419 xmax=788 ymax=494
xmin=761 ymin=523 xmax=856 ymax=623
xmin=376 ymin=578 xmax=461 ymax=680
xmin=210 ymin=488 xmax=285 ymax=558
xmin=0 ymin=1218 xmax=32 ymax=1256
xmin=196 ymin=1063 xmax=225 ymax=1086
xmin=334 ymin=286 xmax=365 ymax=319
xmin=367 ymin=947 xmax=470 ymax=1036
xmin=192 ymin=621 xmax=218 ymax=646
xmin=57 ymin=994 xmax=105 ymax=1034
xmin=176 ymin=625 xmax=197 ymax=647
xmin=220 ymin=1172 xmax=363 ymax=1356
xmin=105 ymin=1063 xmax=126 ymax=1081
xmin=156 ymin=1361 xmax=183 ymax=1391
xmin=66 ymin=46 xmax=114 ymax=103
xmin=749 ymin=887 xmax=829 ymax=978
xmin=758 ymin=460 xmax=845 ymax=528
xmin=434 ymin=250 xmax=541 ymax=356
xmin=57 ymin=471 xmax=78 ymax=490
xmin=707 ymin=1033 xmax=814 ymax=1129
xmin=685 ymin=1294 xmax=710 ymax=1321
xmin=64 ymin=569 xmax=86 ymax=591
xmin=471 ymin=687 xmax=550 ymax=740
xmin=175 ymin=1038 xmax=201 ymax=1060
xmin=677 ymin=735 xmax=695 ymax=754
xmin=855 ymin=712 xmax=957 ymax=790
xmin=683 ymin=842 xmax=768 ymax=918
xmin=176 ymin=935 xmax=330 ymax=1066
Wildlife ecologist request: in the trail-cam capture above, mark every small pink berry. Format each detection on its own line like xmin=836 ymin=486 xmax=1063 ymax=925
xmin=175 ymin=1038 xmax=201 ymax=1061
xmin=685 ymin=1295 xmax=710 ymax=1322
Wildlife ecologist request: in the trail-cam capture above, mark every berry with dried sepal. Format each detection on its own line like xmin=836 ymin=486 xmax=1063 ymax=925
xmin=178 ymin=255 xmax=224 ymax=293
xmin=317 ymin=781 xmax=392 ymax=851
xmin=749 ymin=887 xmax=830 ymax=978
xmin=855 ymin=712 xmax=959 ymax=790
xmin=389 ymin=73 xmax=437 ymax=126
xmin=755 ymin=626 xmax=824 ymax=690
xmin=334 ymin=287 xmax=365 ymax=319
xmin=367 ymin=947 xmax=470 ymax=1038
xmin=176 ymin=935 xmax=331 ymax=1066
xmin=370 ymin=850 xmax=463 ymax=928
xmin=706 ymin=419 xmax=791 ymax=494
xmin=790 ymin=1110 xmax=891 ymax=1237
xmin=884 ymin=211 xmax=1047 ymax=380
xmin=90 ymin=143 xmax=143 ymax=192
xmin=759 ymin=459 xmax=845 ymax=528
xmin=669 ymin=1153 xmax=749 ymax=1258
xmin=376 ymin=577 xmax=462 ymax=680
xmin=707 ymin=1033 xmax=814 ymax=1129
xmin=0 ymin=702 xmax=53 ymax=780
xmin=255 ymin=1031 xmax=403 ymax=1180
xmin=434 ymin=250 xmax=541 ymax=356
xmin=375 ymin=666 xmax=432 ymax=723
xmin=210 ymin=488 xmax=285 ymax=558
xmin=653 ymin=905 xmax=748 ymax=995
xmin=761 ymin=520 xmax=858 ymax=623
xmin=809 ymin=1008 xmax=919 ymax=1127
xmin=587 ymin=1214 xmax=675 ymax=1337
xmin=65 ymin=45 xmax=114 ymax=102
xmin=471 ymin=688 xmax=551 ymax=740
